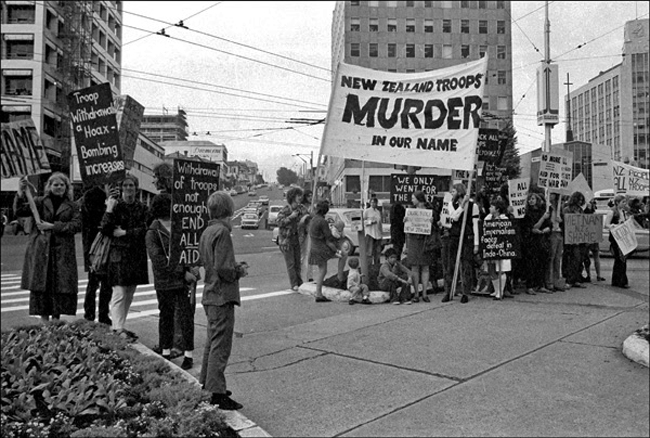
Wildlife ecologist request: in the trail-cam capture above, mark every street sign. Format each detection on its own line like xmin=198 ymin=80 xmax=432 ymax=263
xmin=536 ymin=63 xmax=559 ymax=126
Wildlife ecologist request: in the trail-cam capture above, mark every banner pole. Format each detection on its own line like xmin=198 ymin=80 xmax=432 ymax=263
xmin=359 ymin=160 xmax=369 ymax=286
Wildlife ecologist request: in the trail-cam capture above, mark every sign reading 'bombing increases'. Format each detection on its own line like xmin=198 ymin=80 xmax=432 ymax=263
xmin=171 ymin=158 xmax=220 ymax=266
xmin=67 ymin=83 xmax=125 ymax=185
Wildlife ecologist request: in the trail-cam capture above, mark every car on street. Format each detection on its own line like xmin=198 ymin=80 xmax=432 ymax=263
xmin=229 ymin=189 xmax=238 ymax=196
xmin=246 ymin=201 xmax=263 ymax=212
xmin=598 ymin=220 xmax=649 ymax=258
xmin=241 ymin=212 xmax=261 ymax=229
xmin=258 ymin=195 xmax=270 ymax=205
xmin=248 ymin=190 xmax=257 ymax=197
xmin=267 ymin=204 xmax=283 ymax=229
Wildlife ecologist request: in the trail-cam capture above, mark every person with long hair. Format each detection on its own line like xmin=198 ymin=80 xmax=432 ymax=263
xmin=276 ymin=187 xmax=304 ymax=291
xmin=484 ymin=197 xmax=512 ymax=300
xmin=404 ymin=190 xmax=438 ymax=303
xmin=308 ymin=200 xmax=339 ymax=303
xmin=545 ymin=192 xmax=567 ymax=292
xmin=101 ymin=174 xmax=149 ymax=341
xmin=562 ymin=191 xmax=588 ymax=289
xmin=521 ymin=192 xmax=553 ymax=294
xmin=604 ymin=194 xmax=630 ymax=288
xmin=15 ymin=173 xmax=81 ymax=323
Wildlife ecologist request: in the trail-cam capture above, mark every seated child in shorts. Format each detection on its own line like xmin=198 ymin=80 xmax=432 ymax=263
xmin=347 ymin=257 xmax=371 ymax=305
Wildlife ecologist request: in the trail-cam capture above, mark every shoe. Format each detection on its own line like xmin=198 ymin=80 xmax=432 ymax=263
xmin=349 ymin=299 xmax=355 ymax=305
xmin=180 ymin=357 xmax=193 ymax=370
xmin=614 ymin=284 xmax=631 ymax=289
xmin=525 ymin=288 xmax=537 ymax=295
xmin=460 ymin=295 xmax=469 ymax=304
xmin=597 ymin=276 xmax=606 ymax=282
xmin=211 ymin=394 xmax=243 ymax=410
xmin=162 ymin=354 xmax=171 ymax=361
xmin=361 ymin=297 xmax=372 ymax=305
xmin=392 ymin=300 xmax=401 ymax=306
xmin=170 ymin=348 xmax=183 ymax=359
xmin=572 ymin=283 xmax=587 ymax=289
xmin=553 ymin=286 xmax=566 ymax=292
xmin=292 ymin=285 xmax=299 ymax=291
xmin=441 ymin=295 xmax=451 ymax=303
xmin=422 ymin=295 xmax=430 ymax=303
xmin=315 ymin=296 xmax=331 ymax=303
xmin=98 ymin=318 xmax=112 ymax=326
xmin=405 ymin=300 xmax=412 ymax=305
xmin=411 ymin=296 xmax=419 ymax=303
xmin=538 ymin=287 xmax=553 ymax=294
xmin=489 ymin=292 xmax=497 ymax=297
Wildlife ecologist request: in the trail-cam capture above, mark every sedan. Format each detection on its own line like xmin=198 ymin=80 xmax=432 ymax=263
xmin=241 ymin=213 xmax=261 ymax=229
xmin=267 ymin=205 xmax=283 ymax=229
xmin=258 ymin=195 xmax=270 ymax=205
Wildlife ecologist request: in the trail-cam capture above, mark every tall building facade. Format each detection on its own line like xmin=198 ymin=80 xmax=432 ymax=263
xmin=566 ymin=19 xmax=649 ymax=169
xmin=140 ymin=108 xmax=189 ymax=143
xmin=328 ymin=0 xmax=513 ymax=206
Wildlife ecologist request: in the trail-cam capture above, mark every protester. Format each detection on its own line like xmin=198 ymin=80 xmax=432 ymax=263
xmin=442 ymin=183 xmax=480 ymax=303
xmin=404 ymin=191 xmax=437 ymax=303
xmin=146 ymin=194 xmax=196 ymax=370
xmin=15 ymin=173 xmax=81 ymax=323
xmin=583 ymin=198 xmax=605 ymax=282
xmin=561 ymin=191 xmax=588 ymax=289
xmin=521 ymin=192 xmax=553 ymax=294
xmin=198 ymin=191 xmax=248 ymax=410
xmin=379 ymin=247 xmax=412 ymax=305
xmin=101 ymin=173 xmax=149 ymax=341
xmin=276 ymin=187 xmax=304 ymax=291
xmin=605 ymin=194 xmax=630 ymax=289
xmin=346 ymin=256 xmax=371 ymax=305
xmin=298 ymin=189 xmax=314 ymax=283
xmin=484 ymin=198 xmax=512 ymax=300
xmin=0 ymin=208 xmax=7 ymax=239
xmin=309 ymin=200 xmax=340 ymax=303
xmin=545 ymin=192 xmax=567 ymax=292
xmin=390 ymin=203 xmax=406 ymax=260
xmin=79 ymin=185 xmax=113 ymax=325
xmin=364 ymin=197 xmax=383 ymax=266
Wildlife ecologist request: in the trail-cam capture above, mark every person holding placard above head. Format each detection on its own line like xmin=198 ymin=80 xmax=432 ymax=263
xmin=15 ymin=173 xmax=81 ymax=323
xmin=442 ymin=183 xmax=480 ymax=304
xmin=604 ymin=194 xmax=630 ymax=289
xmin=101 ymin=173 xmax=149 ymax=341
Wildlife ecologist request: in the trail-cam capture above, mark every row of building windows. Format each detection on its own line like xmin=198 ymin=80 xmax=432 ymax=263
xmin=350 ymin=1 xmax=506 ymax=9
xmin=350 ymin=18 xmax=507 ymax=34
xmin=350 ymin=42 xmax=507 ymax=64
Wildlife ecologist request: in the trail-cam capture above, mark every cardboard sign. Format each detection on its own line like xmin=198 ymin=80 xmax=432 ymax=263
xmin=480 ymin=218 xmax=521 ymax=260
xmin=67 ymin=83 xmax=125 ymax=185
xmin=115 ymin=95 xmax=144 ymax=164
xmin=566 ymin=172 xmax=594 ymax=203
xmin=612 ymin=161 xmax=649 ymax=196
xmin=538 ymin=149 xmax=573 ymax=194
xmin=483 ymin=162 xmax=507 ymax=196
xmin=389 ymin=174 xmax=447 ymax=204
xmin=476 ymin=128 xmax=506 ymax=163
xmin=321 ymin=57 xmax=488 ymax=171
xmin=404 ymin=208 xmax=432 ymax=235
xmin=508 ymin=178 xmax=529 ymax=219
xmin=564 ymin=214 xmax=603 ymax=244
xmin=439 ymin=192 xmax=453 ymax=228
xmin=1 ymin=118 xmax=51 ymax=179
xmin=171 ymin=158 xmax=220 ymax=266
xmin=610 ymin=218 xmax=638 ymax=256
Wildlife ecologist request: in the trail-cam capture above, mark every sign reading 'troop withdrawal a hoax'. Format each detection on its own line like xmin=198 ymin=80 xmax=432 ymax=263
xmin=67 ymin=83 xmax=125 ymax=185
xmin=171 ymin=158 xmax=220 ymax=266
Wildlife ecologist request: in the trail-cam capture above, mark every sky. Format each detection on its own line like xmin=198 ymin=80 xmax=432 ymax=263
xmin=120 ymin=1 xmax=649 ymax=181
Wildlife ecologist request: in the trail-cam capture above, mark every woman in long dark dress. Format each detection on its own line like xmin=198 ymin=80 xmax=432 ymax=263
xmin=15 ymin=173 xmax=81 ymax=323
xmin=605 ymin=194 xmax=630 ymax=288
xmin=522 ymin=192 xmax=553 ymax=294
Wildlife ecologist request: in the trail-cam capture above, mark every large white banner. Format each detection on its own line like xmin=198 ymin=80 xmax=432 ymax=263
xmin=612 ymin=161 xmax=649 ymax=196
xmin=320 ymin=58 xmax=488 ymax=171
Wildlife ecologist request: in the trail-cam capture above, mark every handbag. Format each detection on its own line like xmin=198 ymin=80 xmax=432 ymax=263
xmin=89 ymin=232 xmax=112 ymax=274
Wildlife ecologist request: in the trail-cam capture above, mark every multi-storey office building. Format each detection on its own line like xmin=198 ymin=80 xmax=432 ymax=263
xmin=567 ymin=19 xmax=649 ymax=170
xmin=140 ymin=108 xmax=189 ymax=143
xmin=327 ymin=0 xmax=513 ymax=206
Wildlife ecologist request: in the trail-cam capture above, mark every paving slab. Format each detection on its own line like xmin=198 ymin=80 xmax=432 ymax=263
xmin=563 ymin=303 xmax=649 ymax=348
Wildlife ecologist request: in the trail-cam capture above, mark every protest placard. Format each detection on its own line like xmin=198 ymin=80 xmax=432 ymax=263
xmin=171 ymin=158 xmax=220 ymax=266
xmin=480 ymin=218 xmax=521 ymax=260
xmin=563 ymin=214 xmax=603 ymax=244
xmin=507 ymin=178 xmax=529 ymax=219
xmin=404 ymin=208 xmax=432 ymax=235
xmin=439 ymin=192 xmax=453 ymax=228
xmin=610 ymin=218 xmax=638 ymax=256
xmin=612 ymin=161 xmax=649 ymax=196
xmin=389 ymin=174 xmax=448 ymax=204
xmin=67 ymin=83 xmax=125 ymax=185
xmin=1 ymin=118 xmax=51 ymax=179
xmin=483 ymin=162 xmax=507 ymax=196
xmin=538 ymin=149 xmax=573 ymax=194
xmin=476 ymin=128 xmax=506 ymax=163
xmin=566 ymin=172 xmax=594 ymax=203
xmin=320 ymin=57 xmax=488 ymax=171
xmin=115 ymin=95 xmax=144 ymax=164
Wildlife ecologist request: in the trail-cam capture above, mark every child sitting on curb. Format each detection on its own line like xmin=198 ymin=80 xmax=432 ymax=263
xmin=378 ymin=248 xmax=412 ymax=305
xmin=347 ymin=257 xmax=371 ymax=305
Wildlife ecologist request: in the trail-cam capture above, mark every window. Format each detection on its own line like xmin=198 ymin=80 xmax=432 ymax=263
xmin=443 ymin=19 xmax=452 ymax=33
xmin=479 ymin=45 xmax=488 ymax=58
xmin=7 ymin=5 xmax=35 ymax=23
xmin=387 ymin=43 xmax=397 ymax=58
xmin=461 ymin=20 xmax=470 ymax=33
xmin=388 ymin=0 xmax=397 ymax=6
xmin=461 ymin=1 xmax=470 ymax=7
xmin=406 ymin=0 xmax=415 ymax=6
xmin=346 ymin=175 xmax=361 ymax=193
xmin=424 ymin=44 xmax=434 ymax=58
xmin=497 ymin=96 xmax=508 ymax=111
xmin=461 ymin=45 xmax=470 ymax=58
xmin=406 ymin=44 xmax=416 ymax=58
xmin=388 ymin=19 xmax=397 ymax=32
xmin=424 ymin=1 xmax=433 ymax=7
xmin=479 ymin=1 xmax=487 ymax=8
xmin=406 ymin=69 xmax=416 ymax=73
xmin=442 ymin=45 xmax=453 ymax=59
xmin=4 ymin=75 xmax=33 ymax=96
xmin=442 ymin=0 xmax=452 ymax=7
xmin=6 ymin=40 xmax=34 ymax=59
xmin=369 ymin=43 xmax=378 ymax=57
xmin=483 ymin=99 xmax=490 ymax=111
xmin=497 ymin=45 xmax=506 ymax=59
xmin=350 ymin=43 xmax=360 ymax=57
xmin=369 ymin=18 xmax=379 ymax=32
xmin=406 ymin=19 xmax=416 ymax=33
xmin=424 ymin=19 xmax=434 ymax=33
xmin=350 ymin=18 xmax=360 ymax=31
xmin=479 ymin=21 xmax=488 ymax=34
xmin=497 ymin=21 xmax=506 ymax=34
xmin=497 ymin=71 xmax=506 ymax=85
xmin=497 ymin=1 xmax=505 ymax=8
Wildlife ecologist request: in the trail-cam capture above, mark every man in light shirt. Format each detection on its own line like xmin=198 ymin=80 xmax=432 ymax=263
xmin=364 ymin=197 xmax=383 ymax=266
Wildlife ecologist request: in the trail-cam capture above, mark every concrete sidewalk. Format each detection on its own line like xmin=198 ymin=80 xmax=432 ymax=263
xmin=135 ymin=269 xmax=649 ymax=437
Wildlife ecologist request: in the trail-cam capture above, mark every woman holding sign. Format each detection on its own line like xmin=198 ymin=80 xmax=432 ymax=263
xmin=604 ymin=195 xmax=630 ymax=289
xmin=404 ymin=191 xmax=438 ymax=303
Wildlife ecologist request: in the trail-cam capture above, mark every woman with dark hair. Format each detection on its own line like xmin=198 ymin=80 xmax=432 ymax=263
xmin=521 ymin=192 xmax=553 ymax=294
xmin=404 ymin=190 xmax=438 ymax=303
xmin=604 ymin=195 xmax=630 ymax=288
xmin=276 ymin=187 xmax=304 ymax=291
xmin=484 ymin=197 xmax=512 ymax=300
xmin=101 ymin=173 xmax=149 ymax=341
xmin=562 ymin=191 xmax=587 ymax=289
xmin=308 ymin=200 xmax=339 ymax=303
xmin=15 ymin=173 xmax=81 ymax=323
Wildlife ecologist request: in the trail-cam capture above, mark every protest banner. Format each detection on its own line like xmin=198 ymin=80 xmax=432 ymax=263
xmin=171 ymin=158 xmax=220 ymax=266
xmin=115 ymin=95 xmax=144 ymax=164
xmin=439 ymin=192 xmax=453 ymax=228
xmin=610 ymin=218 xmax=638 ymax=256
xmin=476 ymin=128 xmax=506 ymax=163
xmin=507 ymin=178 xmax=529 ymax=219
xmin=320 ymin=57 xmax=488 ymax=171
xmin=404 ymin=208 xmax=432 ymax=235
xmin=538 ymin=149 xmax=573 ymax=194
xmin=68 ymin=83 xmax=125 ymax=185
xmin=1 ymin=118 xmax=51 ymax=179
xmin=389 ymin=174 xmax=448 ymax=204
xmin=480 ymin=218 xmax=521 ymax=260
xmin=612 ymin=161 xmax=649 ymax=196
xmin=563 ymin=214 xmax=603 ymax=245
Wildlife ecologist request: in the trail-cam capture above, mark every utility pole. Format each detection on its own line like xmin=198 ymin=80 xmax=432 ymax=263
xmin=565 ymin=73 xmax=574 ymax=142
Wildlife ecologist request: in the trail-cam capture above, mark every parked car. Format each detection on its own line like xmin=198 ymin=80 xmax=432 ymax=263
xmin=246 ymin=201 xmax=263 ymax=213
xmin=598 ymin=220 xmax=649 ymax=258
xmin=267 ymin=205 xmax=283 ymax=229
xmin=248 ymin=190 xmax=257 ymax=197
xmin=258 ymin=195 xmax=270 ymax=206
xmin=241 ymin=212 xmax=261 ymax=229
xmin=229 ymin=189 xmax=238 ymax=196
